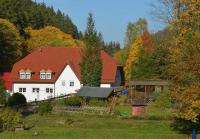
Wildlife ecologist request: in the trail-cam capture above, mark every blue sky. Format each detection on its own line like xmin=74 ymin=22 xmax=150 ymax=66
xmin=35 ymin=0 xmax=165 ymax=46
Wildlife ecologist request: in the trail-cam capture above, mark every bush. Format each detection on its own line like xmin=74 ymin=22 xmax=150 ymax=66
xmin=0 ymin=81 xmax=7 ymax=105
xmin=154 ymin=91 xmax=172 ymax=109
xmin=0 ymin=108 xmax=23 ymax=131
xmin=7 ymin=93 xmax=26 ymax=107
xmin=88 ymin=98 xmax=107 ymax=107
xmin=64 ymin=96 xmax=82 ymax=107
xmin=37 ymin=101 xmax=53 ymax=115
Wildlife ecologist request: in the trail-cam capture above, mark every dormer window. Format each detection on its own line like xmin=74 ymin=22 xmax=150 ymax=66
xmin=19 ymin=69 xmax=31 ymax=79
xmin=46 ymin=73 xmax=52 ymax=79
xmin=25 ymin=69 xmax=32 ymax=79
xmin=19 ymin=70 xmax=26 ymax=79
xmin=40 ymin=73 xmax=46 ymax=79
xmin=40 ymin=69 xmax=52 ymax=79
xmin=46 ymin=69 xmax=52 ymax=79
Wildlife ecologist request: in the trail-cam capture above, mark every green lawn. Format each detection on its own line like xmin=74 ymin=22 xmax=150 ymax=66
xmin=0 ymin=113 xmax=192 ymax=139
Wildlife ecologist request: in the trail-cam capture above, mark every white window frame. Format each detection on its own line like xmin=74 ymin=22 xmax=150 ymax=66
xmin=20 ymin=72 xmax=26 ymax=79
xmin=26 ymin=72 xmax=31 ymax=79
xmin=19 ymin=88 xmax=26 ymax=93
xmin=32 ymin=88 xmax=39 ymax=93
xmin=46 ymin=88 xmax=53 ymax=93
xmin=69 ymin=80 xmax=75 ymax=87
xmin=40 ymin=72 xmax=46 ymax=79
xmin=46 ymin=73 xmax=52 ymax=79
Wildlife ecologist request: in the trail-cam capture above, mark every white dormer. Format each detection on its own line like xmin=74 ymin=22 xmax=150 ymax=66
xmin=46 ymin=69 xmax=52 ymax=79
xmin=19 ymin=69 xmax=26 ymax=79
xmin=40 ymin=69 xmax=46 ymax=79
xmin=25 ymin=69 xmax=32 ymax=79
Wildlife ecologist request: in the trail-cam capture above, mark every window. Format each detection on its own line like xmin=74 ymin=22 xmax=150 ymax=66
xmin=62 ymin=80 xmax=65 ymax=86
xmin=46 ymin=73 xmax=52 ymax=79
xmin=20 ymin=73 xmax=26 ymax=79
xmin=26 ymin=73 xmax=31 ymax=79
xmin=46 ymin=88 xmax=53 ymax=93
xmin=19 ymin=88 xmax=26 ymax=93
xmin=32 ymin=88 xmax=39 ymax=93
xmin=70 ymin=81 xmax=74 ymax=87
xmin=40 ymin=73 xmax=46 ymax=79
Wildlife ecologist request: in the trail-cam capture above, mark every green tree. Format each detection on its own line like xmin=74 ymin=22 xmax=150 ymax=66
xmin=80 ymin=13 xmax=102 ymax=86
xmin=124 ymin=18 xmax=147 ymax=48
xmin=0 ymin=0 xmax=79 ymax=39
xmin=0 ymin=18 xmax=22 ymax=73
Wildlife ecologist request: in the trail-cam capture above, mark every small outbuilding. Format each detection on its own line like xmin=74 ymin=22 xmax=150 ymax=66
xmin=76 ymin=86 xmax=114 ymax=99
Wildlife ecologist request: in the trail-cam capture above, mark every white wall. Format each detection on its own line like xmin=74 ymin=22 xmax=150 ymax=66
xmin=100 ymin=84 xmax=111 ymax=88
xmin=55 ymin=65 xmax=81 ymax=97
xmin=13 ymin=83 xmax=54 ymax=102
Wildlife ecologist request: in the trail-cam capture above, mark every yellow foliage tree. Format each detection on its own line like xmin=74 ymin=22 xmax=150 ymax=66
xmin=25 ymin=26 xmax=85 ymax=52
xmin=170 ymin=0 xmax=200 ymax=122
xmin=124 ymin=36 xmax=142 ymax=81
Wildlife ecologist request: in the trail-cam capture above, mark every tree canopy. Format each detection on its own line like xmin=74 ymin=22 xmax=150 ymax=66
xmin=0 ymin=0 xmax=79 ymax=38
xmin=80 ymin=13 xmax=102 ymax=86
xmin=25 ymin=26 xmax=84 ymax=52
xmin=0 ymin=18 xmax=22 ymax=73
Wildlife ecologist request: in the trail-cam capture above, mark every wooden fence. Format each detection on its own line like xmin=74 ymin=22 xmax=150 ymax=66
xmin=54 ymin=106 xmax=108 ymax=115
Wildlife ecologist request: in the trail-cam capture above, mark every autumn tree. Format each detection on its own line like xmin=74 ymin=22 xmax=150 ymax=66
xmin=25 ymin=26 xmax=84 ymax=52
xmin=80 ymin=13 xmax=102 ymax=86
xmin=124 ymin=18 xmax=147 ymax=48
xmin=124 ymin=36 xmax=142 ymax=81
xmin=0 ymin=19 xmax=22 ymax=73
xmin=169 ymin=0 xmax=200 ymax=123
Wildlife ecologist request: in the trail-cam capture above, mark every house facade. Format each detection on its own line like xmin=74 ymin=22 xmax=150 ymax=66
xmin=9 ymin=47 xmax=124 ymax=102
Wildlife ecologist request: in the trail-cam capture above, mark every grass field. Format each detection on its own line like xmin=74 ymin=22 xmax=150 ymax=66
xmin=0 ymin=113 xmax=193 ymax=139
xmin=0 ymin=95 xmax=196 ymax=139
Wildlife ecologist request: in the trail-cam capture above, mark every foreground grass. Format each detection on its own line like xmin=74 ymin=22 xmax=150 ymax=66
xmin=0 ymin=113 xmax=192 ymax=139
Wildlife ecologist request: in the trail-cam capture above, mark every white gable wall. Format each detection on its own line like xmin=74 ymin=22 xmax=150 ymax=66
xmin=55 ymin=65 xmax=81 ymax=97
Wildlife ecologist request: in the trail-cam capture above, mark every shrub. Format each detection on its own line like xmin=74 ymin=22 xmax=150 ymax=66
xmin=0 ymin=108 xmax=23 ymax=131
xmin=37 ymin=101 xmax=53 ymax=115
xmin=0 ymin=81 xmax=7 ymax=105
xmin=88 ymin=98 xmax=107 ymax=107
xmin=7 ymin=93 xmax=26 ymax=107
xmin=154 ymin=91 xmax=172 ymax=109
xmin=64 ymin=96 xmax=82 ymax=107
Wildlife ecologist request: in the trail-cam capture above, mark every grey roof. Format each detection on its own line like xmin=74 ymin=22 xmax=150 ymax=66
xmin=129 ymin=80 xmax=170 ymax=86
xmin=76 ymin=86 xmax=114 ymax=98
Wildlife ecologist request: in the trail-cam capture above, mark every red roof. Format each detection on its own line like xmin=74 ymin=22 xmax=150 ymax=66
xmin=1 ymin=72 xmax=12 ymax=90
xmin=10 ymin=47 xmax=121 ymax=84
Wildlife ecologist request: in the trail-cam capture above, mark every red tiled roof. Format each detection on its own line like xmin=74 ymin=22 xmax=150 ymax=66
xmin=10 ymin=47 xmax=122 ymax=84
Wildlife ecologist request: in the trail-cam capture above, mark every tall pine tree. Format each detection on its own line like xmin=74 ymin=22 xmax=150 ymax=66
xmin=80 ymin=13 xmax=102 ymax=86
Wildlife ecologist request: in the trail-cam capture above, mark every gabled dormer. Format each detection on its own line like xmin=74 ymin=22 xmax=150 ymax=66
xmin=40 ymin=69 xmax=52 ymax=80
xmin=19 ymin=69 xmax=32 ymax=79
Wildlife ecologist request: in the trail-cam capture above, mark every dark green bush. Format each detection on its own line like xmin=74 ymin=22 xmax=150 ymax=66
xmin=0 ymin=81 xmax=7 ymax=105
xmin=37 ymin=101 xmax=53 ymax=115
xmin=7 ymin=93 xmax=26 ymax=107
xmin=64 ymin=96 xmax=82 ymax=107
xmin=88 ymin=98 xmax=107 ymax=107
xmin=0 ymin=108 xmax=23 ymax=131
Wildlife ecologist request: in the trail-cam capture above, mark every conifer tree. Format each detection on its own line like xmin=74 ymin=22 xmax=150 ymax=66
xmin=80 ymin=13 xmax=102 ymax=86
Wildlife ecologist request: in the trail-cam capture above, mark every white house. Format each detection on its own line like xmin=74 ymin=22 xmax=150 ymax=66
xmin=9 ymin=47 xmax=124 ymax=102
